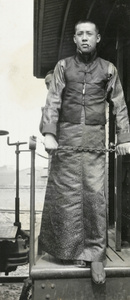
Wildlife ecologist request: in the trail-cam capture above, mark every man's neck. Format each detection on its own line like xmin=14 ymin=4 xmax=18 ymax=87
xmin=77 ymin=49 xmax=97 ymax=63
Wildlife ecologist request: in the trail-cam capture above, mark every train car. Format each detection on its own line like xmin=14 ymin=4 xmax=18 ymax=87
xmin=0 ymin=0 xmax=127 ymax=299
xmin=20 ymin=1 xmax=130 ymax=299
xmin=20 ymin=135 xmax=130 ymax=300
xmin=33 ymin=0 xmax=130 ymax=234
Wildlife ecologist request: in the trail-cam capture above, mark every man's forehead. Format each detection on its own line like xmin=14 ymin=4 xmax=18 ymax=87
xmin=75 ymin=22 xmax=96 ymax=32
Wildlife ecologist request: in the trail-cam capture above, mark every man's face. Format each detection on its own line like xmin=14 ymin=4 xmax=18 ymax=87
xmin=73 ymin=22 xmax=101 ymax=54
xmin=45 ymin=74 xmax=53 ymax=90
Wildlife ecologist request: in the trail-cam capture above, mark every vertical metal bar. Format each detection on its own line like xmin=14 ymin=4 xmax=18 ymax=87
xmin=14 ymin=143 xmax=21 ymax=227
xmin=7 ymin=137 xmax=27 ymax=228
xmin=114 ymin=25 xmax=124 ymax=251
xmin=29 ymin=136 xmax=36 ymax=273
xmin=115 ymin=155 xmax=122 ymax=251
xmin=109 ymin=108 xmax=115 ymax=227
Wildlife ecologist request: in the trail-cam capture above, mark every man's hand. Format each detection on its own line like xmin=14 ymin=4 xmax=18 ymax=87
xmin=116 ymin=143 xmax=130 ymax=155
xmin=44 ymin=134 xmax=58 ymax=154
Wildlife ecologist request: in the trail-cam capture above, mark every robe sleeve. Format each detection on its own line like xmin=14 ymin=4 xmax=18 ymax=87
xmin=39 ymin=60 xmax=65 ymax=137
xmin=107 ymin=63 xmax=130 ymax=144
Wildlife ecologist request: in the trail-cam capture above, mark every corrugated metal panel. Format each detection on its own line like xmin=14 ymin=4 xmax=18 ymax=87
xmin=34 ymin=0 xmax=130 ymax=78
xmin=34 ymin=0 xmax=68 ymax=77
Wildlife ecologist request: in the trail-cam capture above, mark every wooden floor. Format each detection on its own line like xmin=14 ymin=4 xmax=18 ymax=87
xmin=106 ymin=229 xmax=130 ymax=269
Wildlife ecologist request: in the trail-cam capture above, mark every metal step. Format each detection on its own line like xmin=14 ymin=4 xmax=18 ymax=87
xmin=31 ymin=254 xmax=130 ymax=300
xmin=0 ymin=225 xmax=18 ymax=241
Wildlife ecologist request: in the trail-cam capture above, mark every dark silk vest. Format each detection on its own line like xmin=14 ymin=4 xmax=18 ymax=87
xmin=59 ymin=53 xmax=109 ymax=125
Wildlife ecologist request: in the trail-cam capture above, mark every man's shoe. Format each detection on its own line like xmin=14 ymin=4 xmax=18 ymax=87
xmin=91 ymin=262 xmax=106 ymax=284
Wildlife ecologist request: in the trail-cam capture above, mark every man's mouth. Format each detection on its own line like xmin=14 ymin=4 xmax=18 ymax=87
xmin=82 ymin=44 xmax=90 ymax=48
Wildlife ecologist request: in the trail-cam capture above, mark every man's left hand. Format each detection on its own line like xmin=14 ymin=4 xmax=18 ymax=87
xmin=116 ymin=143 xmax=130 ymax=155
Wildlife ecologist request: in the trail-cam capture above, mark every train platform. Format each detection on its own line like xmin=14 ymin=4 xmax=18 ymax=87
xmin=30 ymin=230 xmax=130 ymax=300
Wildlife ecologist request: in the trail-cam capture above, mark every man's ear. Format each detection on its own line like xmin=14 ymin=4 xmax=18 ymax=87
xmin=73 ymin=35 xmax=76 ymax=44
xmin=97 ymin=34 xmax=101 ymax=44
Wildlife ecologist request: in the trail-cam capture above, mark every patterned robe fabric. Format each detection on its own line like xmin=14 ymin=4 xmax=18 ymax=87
xmin=39 ymin=52 xmax=130 ymax=262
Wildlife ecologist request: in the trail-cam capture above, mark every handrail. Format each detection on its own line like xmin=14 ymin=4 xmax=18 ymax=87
xmin=29 ymin=136 xmax=37 ymax=273
xmin=7 ymin=137 xmax=28 ymax=228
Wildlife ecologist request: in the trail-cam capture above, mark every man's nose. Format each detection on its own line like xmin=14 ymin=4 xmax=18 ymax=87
xmin=82 ymin=33 xmax=88 ymax=40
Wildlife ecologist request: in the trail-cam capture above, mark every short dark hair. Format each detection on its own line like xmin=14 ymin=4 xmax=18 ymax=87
xmin=74 ymin=19 xmax=99 ymax=34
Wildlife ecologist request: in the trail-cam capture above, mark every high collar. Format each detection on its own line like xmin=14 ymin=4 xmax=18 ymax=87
xmin=75 ymin=49 xmax=97 ymax=64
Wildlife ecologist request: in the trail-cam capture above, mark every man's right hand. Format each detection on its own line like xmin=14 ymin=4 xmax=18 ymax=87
xmin=44 ymin=133 xmax=58 ymax=154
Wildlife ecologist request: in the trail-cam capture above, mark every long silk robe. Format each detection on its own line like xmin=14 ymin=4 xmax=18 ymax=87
xmin=39 ymin=53 xmax=130 ymax=262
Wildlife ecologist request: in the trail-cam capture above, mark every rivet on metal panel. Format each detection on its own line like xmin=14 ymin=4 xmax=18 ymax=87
xmin=51 ymin=283 xmax=55 ymax=289
xmin=46 ymin=295 xmax=50 ymax=299
xmin=41 ymin=284 xmax=45 ymax=289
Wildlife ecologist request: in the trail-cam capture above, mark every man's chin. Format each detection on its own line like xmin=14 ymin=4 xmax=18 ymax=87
xmin=81 ymin=49 xmax=91 ymax=54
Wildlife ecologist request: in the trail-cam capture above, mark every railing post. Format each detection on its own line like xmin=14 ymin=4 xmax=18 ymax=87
xmin=29 ymin=136 xmax=37 ymax=273
xmin=7 ymin=137 xmax=27 ymax=228
xmin=115 ymin=154 xmax=122 ymax=251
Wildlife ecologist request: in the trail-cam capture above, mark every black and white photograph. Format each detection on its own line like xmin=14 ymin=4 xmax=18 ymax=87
xmin=0 ymin=1 xmax=130 ymax=299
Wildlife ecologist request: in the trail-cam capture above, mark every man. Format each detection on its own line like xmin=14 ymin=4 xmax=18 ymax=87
xmin=44 ymin=70 xmax=54 ymax=90
xmin=39 ymin=20 xmax=130 ymax=284
xmin=39 ymin=70 xmax=54 ymax=173
xmin=39 ymin=70 xmax=54 ymax=134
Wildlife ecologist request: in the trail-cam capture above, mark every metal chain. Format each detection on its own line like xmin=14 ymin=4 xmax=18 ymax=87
xmin=33 ymin=135 xmax=116 ymax=155
xmin=57 ymin=145 xmax=116 ymax=153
